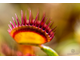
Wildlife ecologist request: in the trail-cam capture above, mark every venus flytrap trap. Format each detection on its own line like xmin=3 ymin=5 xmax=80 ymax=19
xmin=8 ymin=9 xmax=58 ymax=56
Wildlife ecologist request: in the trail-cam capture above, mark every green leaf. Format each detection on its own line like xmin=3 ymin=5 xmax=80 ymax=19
xmin=39 ymin=45 xmax=58 ymax=56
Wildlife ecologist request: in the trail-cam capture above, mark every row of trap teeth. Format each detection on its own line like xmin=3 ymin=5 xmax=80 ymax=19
xmin=8 ymin=10 xmax=56 ymax=40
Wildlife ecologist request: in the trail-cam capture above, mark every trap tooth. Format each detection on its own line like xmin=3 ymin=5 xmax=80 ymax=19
xmin=8 ymin=29 xmax=11 ymax=33
xmin=54 ymin=30 xmax=56 ymax=32
xmin=35 ymin=12 xmax=39 ymax=20
xmin=50 ymin=32 xmax=54 ymax=37
xmin=52 ymin=26 xmax=57 ymax=31
xmin=10 ymin=21 xmax=14 ymax=28
xmin=31 ymin=20 xmax=34 ymax=26
xmin=46 ymin=18 xmax=50 ymax=24
xmin=15 ymin=13 xmax=20 ymax=26
xmin=45 ymin=21 xmax=51 ymax=31
xmin=51 ymin=35 xmax=54 ymax=40
xmin=49 ymin=26 xmax=57 ymax=34
xmin=41 ymin=18 xmax=47 ymax=29
xmin=34 ymin=12 xmax=39 ymax=26
xmin=8 ymin=24 xmax=12 ymax=30
xmin=38 ymin=15 xmax=45 ymax=27
xmin=21 ymin=10 xmax=24 ymax=25
xmin=24 ymin=12 xmax=27 ymax=25
xmin=50 ymin=21 xmax=54 ymax=28
xmin=29 ymin=10 xmax=31 ymax=25
xmin=12 ymin=17 xmax=16 ymax=27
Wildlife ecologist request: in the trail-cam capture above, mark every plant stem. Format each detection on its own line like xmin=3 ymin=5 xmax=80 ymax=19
xmin=39 ymin=44 xmax=58 ymax=56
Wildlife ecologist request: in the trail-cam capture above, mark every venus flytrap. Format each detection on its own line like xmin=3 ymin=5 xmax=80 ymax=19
xmin=7 ymin=9 xmax=58 ymax=56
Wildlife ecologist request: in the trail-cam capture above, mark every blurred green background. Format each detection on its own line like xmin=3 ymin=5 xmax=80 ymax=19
xmin=0 ymin=3 xmax=80 ymax=56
